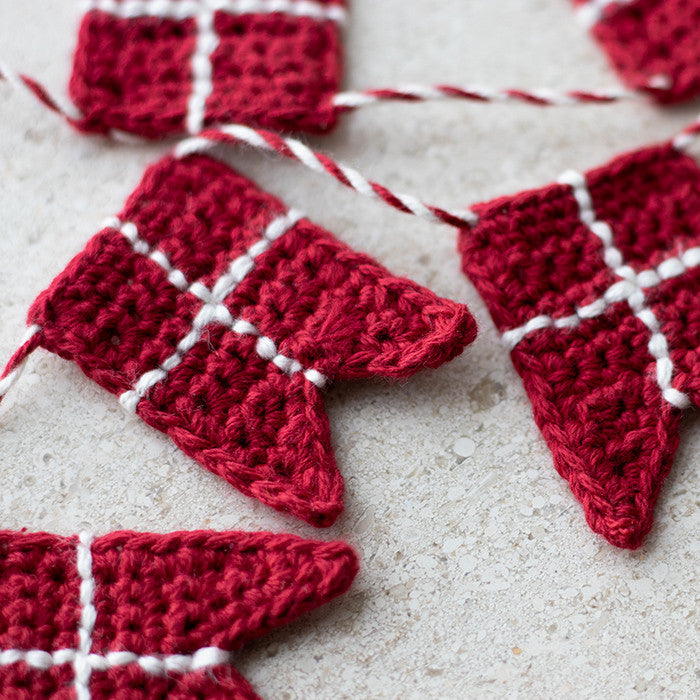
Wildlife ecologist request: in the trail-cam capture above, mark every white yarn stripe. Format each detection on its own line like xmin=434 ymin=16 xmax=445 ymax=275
xmin=82 ymin=0 xmax=347 ymax=23
xmin=564 ymin=170 xmax=690 ymax=408
xmin=558 ymin=170 xmax=633 ymax=276
xmin=503 ymin=172 xmax=692 ymax=409
xmin=74 ymin=532 xmax=96 ymax=700
xmin=187 ymin=8 xmax=218 ymax=135
xmin=117 ymin=210 xmax=325 ymax=413
xmin=0 ymin=325 xmax=42 ymax=398
xmin=502 ymin=245 xmax=700 ymax=349
xmin=575 ymin=0 xmax=635 ymax=29
xmin=0 ymin=646 xmax=232 ymax=673
xmin=103 ymin=216 xmax=190 ymax=290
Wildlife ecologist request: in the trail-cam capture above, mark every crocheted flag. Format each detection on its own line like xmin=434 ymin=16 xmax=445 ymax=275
xmin=571 ymin=0 xmax=700 ymax=102
xmin=0 ymin=529 xmax=358 ymax=698
xmin=70 ymin=0 xmax=347 ymax=138
xmin=6 ymin=153 xmax=476 ymax=527
xmin=460 ymin=142 xmax=700 ymax=549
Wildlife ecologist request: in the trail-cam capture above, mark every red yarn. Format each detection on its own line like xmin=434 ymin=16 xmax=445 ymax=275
xmin=460 ymin=143 xmax=700 ymax=549
xmin=571 ymin=0 xmax=700 ymax=102
xmin=69 ymin=0 xmax=346 ymax=138
xmin=21 ymin=153 xmax=476 ymax=527
xmin=0 ymin=529 xmax=358 ymax=698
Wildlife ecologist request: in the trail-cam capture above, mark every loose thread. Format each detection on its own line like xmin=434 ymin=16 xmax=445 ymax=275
xmin=175 ymin=125 xmax=479 ymax=229
xmin=672 ymin=113 xmax=700 ymax=151
xmin=0 ymin=325 xmax=42 ymax=406
xmin=0 ymin=61 xmax=83 ymax=126
xmin=1 ymin=56 xmax=636 ymax=139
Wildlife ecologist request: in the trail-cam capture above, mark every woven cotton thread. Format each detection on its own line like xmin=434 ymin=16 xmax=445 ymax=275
xmin=176 ymin=126 xmax=481 ymax=227
xmin=74 ymin=532 xmax=96 ymax=700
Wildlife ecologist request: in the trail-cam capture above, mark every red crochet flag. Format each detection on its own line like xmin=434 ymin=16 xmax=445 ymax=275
xmin=0 ymin=529 xmax=357 ymax=698
xmin=571 ymin=0 xmax=700 ymax=102
xmin=70 ymin=0 xmax=347 ymax=138
xmin=6 ymin=153 xmax=475 ymax=527
xmin=460 ymin=143 xmax=700 ymax=549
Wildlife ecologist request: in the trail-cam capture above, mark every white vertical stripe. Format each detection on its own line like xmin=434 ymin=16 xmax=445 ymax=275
xmin=561 ymin=170 xmax=690 ymax=409
xmin=186 ymin=8 xmax=218 ymax=135
xmin=74 ymin=532 xmax=96 ymax=700
xmin=502 ymin=246 xmax=700 ymax=350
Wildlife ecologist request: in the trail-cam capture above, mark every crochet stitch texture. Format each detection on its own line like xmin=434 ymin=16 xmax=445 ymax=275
xmin=0 ymin=529 xmax=358 ymax=698
xmin=70 ymin=0 xmax=347 ymax=138
xmin=460 ymin=143 xmax=700 ymax=549
xmin=572 ymin=0 xmax=700 ymax=102
xmin=21 ymin=153 xmax=476 ymax=527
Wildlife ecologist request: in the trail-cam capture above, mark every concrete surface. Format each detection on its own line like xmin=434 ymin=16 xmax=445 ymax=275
xmin=0 ymin=1 xmax=698 ymax=698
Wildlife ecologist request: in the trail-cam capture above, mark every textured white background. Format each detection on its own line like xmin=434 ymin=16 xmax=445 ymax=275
xmin=0 ymin=1 xmax=699 ymax=698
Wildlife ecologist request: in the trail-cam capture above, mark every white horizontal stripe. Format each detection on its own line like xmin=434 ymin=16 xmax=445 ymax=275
xmin=0 ymin=646 xmax=231 ymax=673
xmin=0 ymin=533 xmax=233 ymax=698
xmin=82 ymin=0 xmax=346 ymax=23
xmin=505 ymin=172 xmax=693 ymax=409
xmin=502 ymin=247 xmax=700 ymax=349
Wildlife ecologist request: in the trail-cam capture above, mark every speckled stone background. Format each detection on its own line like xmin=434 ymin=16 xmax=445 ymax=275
xmin=1 ymin=2 xmax=699 ymax=698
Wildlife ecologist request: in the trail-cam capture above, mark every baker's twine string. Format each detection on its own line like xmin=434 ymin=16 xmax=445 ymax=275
xmin=331 ymin=84 xmax=633 ymax=110
xmin=1 ymin=59 xmax=699 ymax=402
xmin=1 ymin=57 xmax=635 ymax=130
xmin=177 ymin=114 xmax=700 ymax=228
xmin=176 ymin=126 xmax=479 ymax=228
